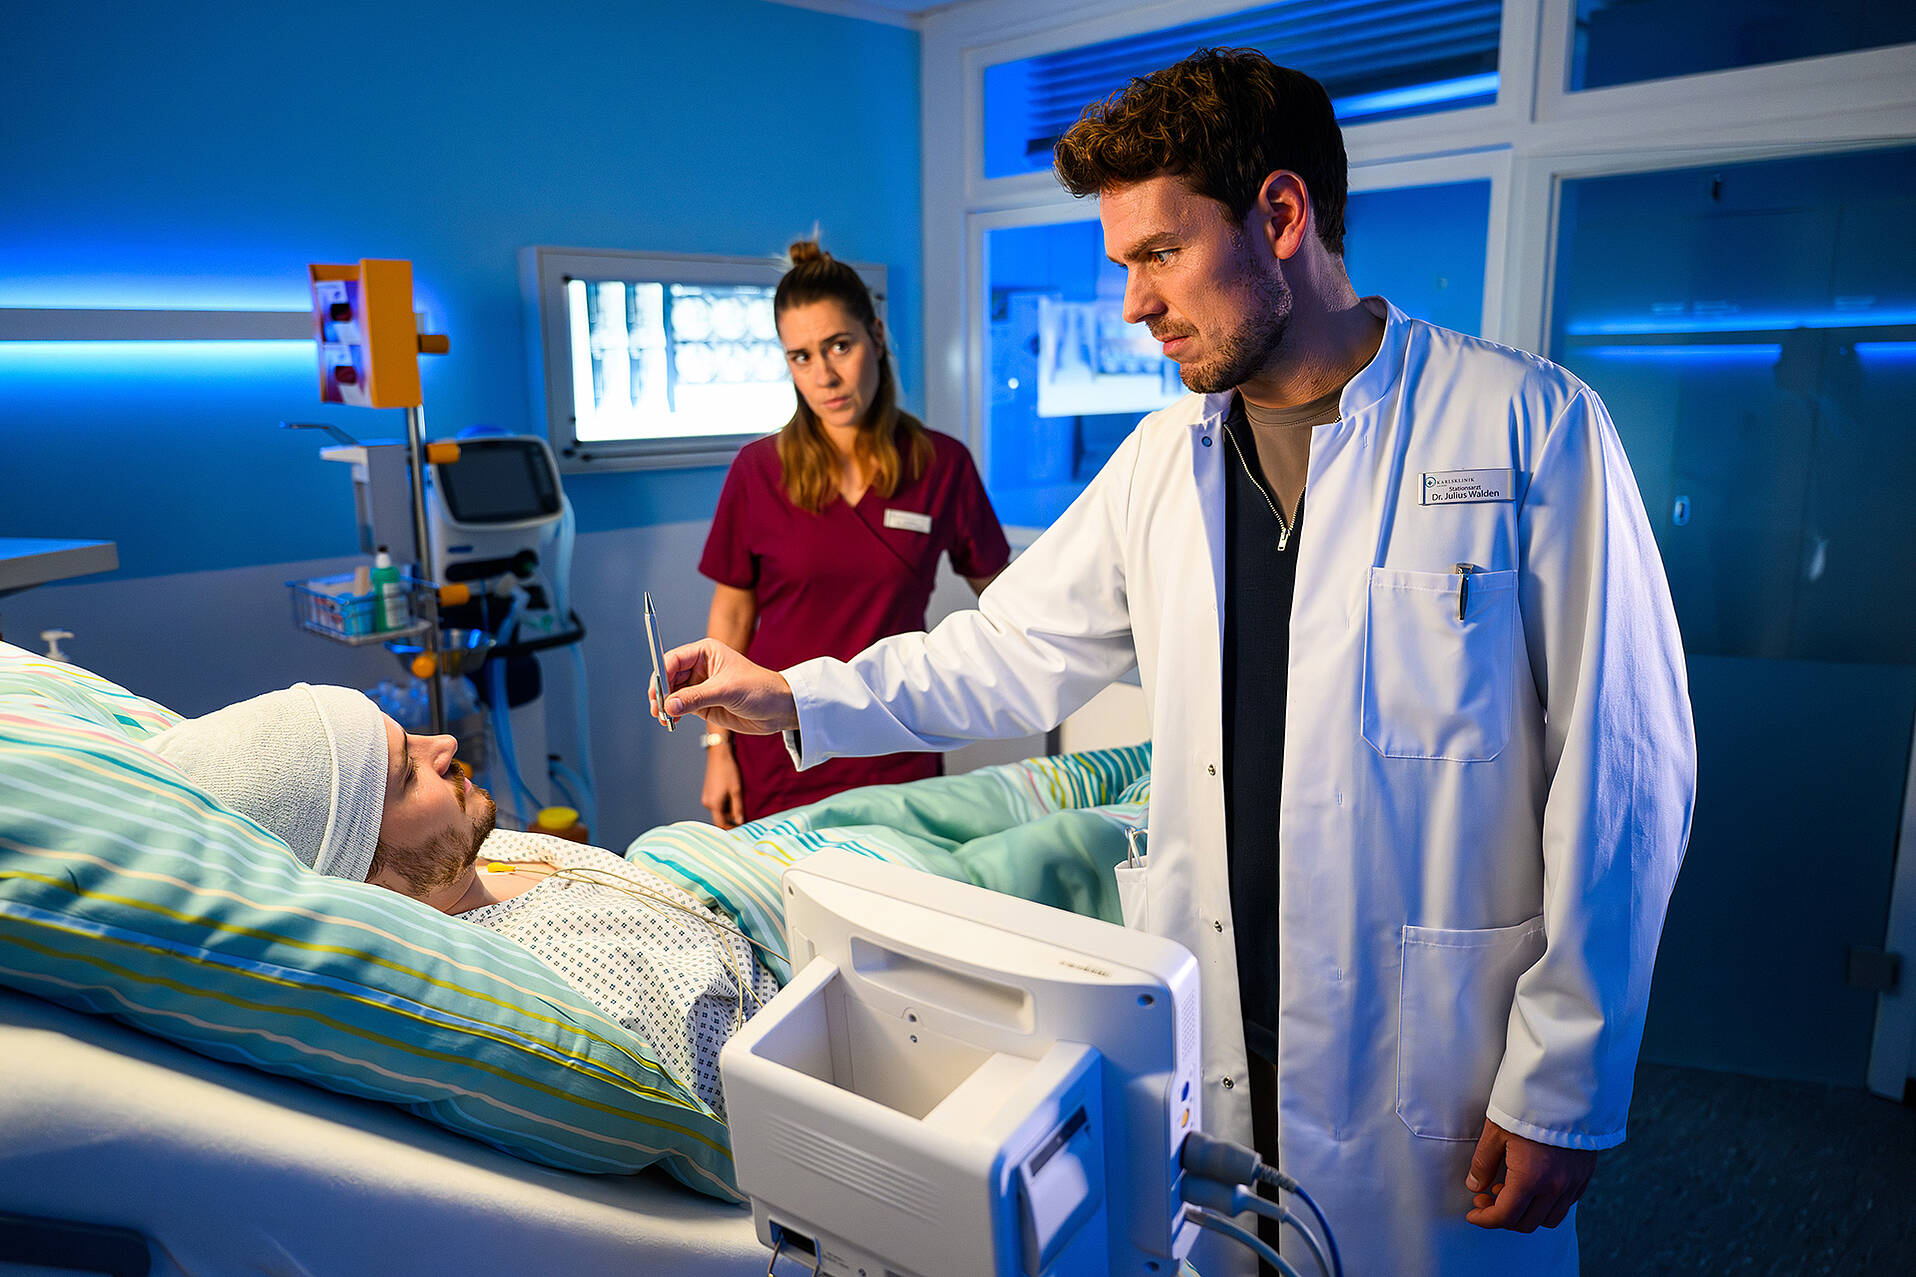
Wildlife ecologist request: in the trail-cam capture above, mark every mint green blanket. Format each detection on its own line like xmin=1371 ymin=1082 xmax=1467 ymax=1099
xmin=624 ymin=745 xmax=1151 ymax=984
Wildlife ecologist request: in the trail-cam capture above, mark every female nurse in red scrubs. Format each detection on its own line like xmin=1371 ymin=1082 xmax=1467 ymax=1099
xmin=696 ymin=240 xmax=1011 ymax=827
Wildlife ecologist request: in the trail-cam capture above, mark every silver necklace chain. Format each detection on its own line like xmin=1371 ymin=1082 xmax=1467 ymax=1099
xmin=1222 ymin=423 xmax=1302 ymax=551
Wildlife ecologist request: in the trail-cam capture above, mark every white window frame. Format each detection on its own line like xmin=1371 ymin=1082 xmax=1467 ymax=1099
xmin=921 ymin=0 xmax=1916 ymax=1090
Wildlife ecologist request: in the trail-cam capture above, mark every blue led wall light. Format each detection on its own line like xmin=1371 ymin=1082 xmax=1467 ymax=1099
xmin=0 ymin=307 xmax=312 ymax=342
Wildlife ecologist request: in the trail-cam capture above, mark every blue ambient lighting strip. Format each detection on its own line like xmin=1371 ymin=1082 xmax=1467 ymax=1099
xmin=1334 ymin=72 xmax=1501 ymax=120
xmin=1578 ymin=344 xmax=1784 ymax=361
xmin=1565 ymin=310 xmax=1916 ymax=336
xmin=0 ymin=308 xmax=313 ymax=342
xmin=1856 ymin=341 xmax=1916 ymax=360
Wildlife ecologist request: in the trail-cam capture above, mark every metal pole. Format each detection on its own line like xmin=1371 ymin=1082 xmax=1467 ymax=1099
xmin=404 ymin=403 xmax=445 ymax=735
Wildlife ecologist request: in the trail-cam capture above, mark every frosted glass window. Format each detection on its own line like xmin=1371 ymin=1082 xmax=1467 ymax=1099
xmin=1570 ymin=0 xmax=1916 ymax=92
xmin=983 ymin=179 xmax=1489 ymax=528
xmin=1550 ymin=147 xmax=1916 ymax=664
xmin=984 ymin=0 xmax=1500 ymax=180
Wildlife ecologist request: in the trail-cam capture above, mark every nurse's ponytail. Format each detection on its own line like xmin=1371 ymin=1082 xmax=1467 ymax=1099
xmin=774 ymin=238 xmax=932 ymax=513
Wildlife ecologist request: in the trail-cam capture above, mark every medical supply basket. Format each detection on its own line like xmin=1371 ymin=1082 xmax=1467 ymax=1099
xmin=288 ymin=572 xmax=431 ymax=646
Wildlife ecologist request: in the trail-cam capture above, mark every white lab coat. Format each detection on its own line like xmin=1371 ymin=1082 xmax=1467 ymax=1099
xmin=785 ymin=300 xmax=1696 ymax=1276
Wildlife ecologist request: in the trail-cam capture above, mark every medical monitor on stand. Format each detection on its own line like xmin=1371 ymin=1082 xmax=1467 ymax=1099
xmin=720 ymin=850 xmax=1203 ymax=1277
xmin=423 ymin=434 xmax=564 ymax=587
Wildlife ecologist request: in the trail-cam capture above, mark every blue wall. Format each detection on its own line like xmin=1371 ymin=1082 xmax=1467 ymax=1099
xmin=0 ymin=0 xmax=923 ymax=580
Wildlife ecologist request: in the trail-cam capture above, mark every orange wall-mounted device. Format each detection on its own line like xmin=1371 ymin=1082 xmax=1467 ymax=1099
xmin=308 ymin=259 xmax=450 ymax=408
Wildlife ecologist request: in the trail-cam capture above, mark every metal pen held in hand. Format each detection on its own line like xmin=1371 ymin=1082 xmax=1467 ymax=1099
xmin=644 ymin=591 xmax=677 ymax=731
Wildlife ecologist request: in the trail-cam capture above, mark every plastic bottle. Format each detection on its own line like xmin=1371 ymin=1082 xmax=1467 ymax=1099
xmin=371 ymin=547 xmax=410 ymax=632
xmin=535 ymin=806 xmax=589 ymax=844
xmin=369 ymin=678 xmax=430 ymax=732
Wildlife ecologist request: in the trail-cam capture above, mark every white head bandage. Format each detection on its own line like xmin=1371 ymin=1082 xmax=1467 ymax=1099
xmin=149 ymin=683 xmax=388 ymax=882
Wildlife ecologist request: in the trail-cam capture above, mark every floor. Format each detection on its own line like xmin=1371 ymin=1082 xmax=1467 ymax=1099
xmin=1577 ymin=1062 xmax=1916 ymax=1275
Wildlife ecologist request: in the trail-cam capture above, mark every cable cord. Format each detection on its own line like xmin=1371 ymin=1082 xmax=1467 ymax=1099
xmin=545 ymin=496 xmax=598 ymax=835
xmin=485 ymin=590 xmax=544 ymax=825
xmin=487 ymin=658 xmax=541 ymax=826
xmin=522 ymin=861 xmax=784 ymax=963
xmin=1255 ymin=1167 xmax=1342 ymax=1277
xmin=552 ymin=493 xmax=575 ymax=622
xmin=1181 ymin=1174 xmax=1331 ymax=1277
xmin=547 ymin=759 xmax=587 ymax=814
xmin=1180 ymin=1132 xmax=1342 ymax=1277
xmin=1237 ymin=1194 xmax=1330 ymax=1277
xmin=562 ymin=642 xmax=598 ymax=833
xmin=1185 ymin=1208 xmax=1299 ymax=1277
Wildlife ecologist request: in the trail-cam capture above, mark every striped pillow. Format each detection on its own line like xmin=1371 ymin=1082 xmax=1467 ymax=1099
xmin=0 ymin=646 xmax=741 ymax=1199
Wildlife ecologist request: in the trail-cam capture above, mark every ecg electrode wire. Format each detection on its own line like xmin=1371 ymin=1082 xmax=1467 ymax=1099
xmin=529 ymin=863 xmax=783 ymax=962
xmin=485 ymin=859 xmax=774 ymax=1029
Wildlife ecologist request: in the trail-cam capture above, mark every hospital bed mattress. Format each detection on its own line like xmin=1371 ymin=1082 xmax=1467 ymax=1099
xmin=0 ymin=985 xmax=765 ymax=1275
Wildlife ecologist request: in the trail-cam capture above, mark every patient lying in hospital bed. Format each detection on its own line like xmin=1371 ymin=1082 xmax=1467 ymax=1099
xmin=0 ymin=641 xmax=1148 ymax=1268
xmin=146 ymin=682 xmax=781 ymax=1119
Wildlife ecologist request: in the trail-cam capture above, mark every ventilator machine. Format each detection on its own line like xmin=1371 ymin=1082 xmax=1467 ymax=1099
xmin=721 ymin=851 xmax=1341 ymax=1277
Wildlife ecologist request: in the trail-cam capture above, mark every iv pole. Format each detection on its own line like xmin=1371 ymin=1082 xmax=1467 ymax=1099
xmin=297 ymin=258 xmax=453 ymax=735
xmin=403 ymin=402 xmax=445 ymax=734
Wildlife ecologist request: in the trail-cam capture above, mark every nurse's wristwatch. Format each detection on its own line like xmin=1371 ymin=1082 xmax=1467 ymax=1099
xmin=700 ymin=731 xmax=728 ymax=749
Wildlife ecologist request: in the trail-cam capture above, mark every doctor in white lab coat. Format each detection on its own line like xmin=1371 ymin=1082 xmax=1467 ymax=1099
xmin=662 ymin=50 xmax=1695 ymax=1277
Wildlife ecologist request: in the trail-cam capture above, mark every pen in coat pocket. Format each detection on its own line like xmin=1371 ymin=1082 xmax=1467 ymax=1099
xmin=1454 ymin=563 xmax=1475 ymax=621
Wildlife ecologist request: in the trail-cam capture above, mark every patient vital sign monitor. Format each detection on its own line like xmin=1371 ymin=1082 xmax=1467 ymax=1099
xmin=721 ymin=850 xmax=1203 ymax=1277
xmin=423 ymin=434 xmax=564 ymax=587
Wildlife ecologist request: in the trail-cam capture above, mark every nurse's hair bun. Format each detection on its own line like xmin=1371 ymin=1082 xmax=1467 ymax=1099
xmin=787 ymin=239 xmax=831 ymax=267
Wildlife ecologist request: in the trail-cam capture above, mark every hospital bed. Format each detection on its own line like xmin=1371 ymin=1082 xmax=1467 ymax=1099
xmin=0 ymin=984 xmax=764 ymax=1275
xmin=0 ymin=645 xmax=1149 ymax=1274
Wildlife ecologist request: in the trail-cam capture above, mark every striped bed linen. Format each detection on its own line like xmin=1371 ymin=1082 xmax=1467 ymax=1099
xmin=0 ymin=644 xmax=1152 ymax=1196
xmin=0 ymin=645 xmax=740 ymax=1199
xmin=625 ymin=744 xmax=1152 ymax=984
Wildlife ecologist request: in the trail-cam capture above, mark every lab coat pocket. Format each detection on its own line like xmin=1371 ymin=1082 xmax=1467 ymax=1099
xmin=1114 ymin=858 xmax=1149 ymax=930
xmin=1395 ymin=915 xmax=1546 ymax=1140
xmin=1362 ymin=566 xmax=1517 ymax=762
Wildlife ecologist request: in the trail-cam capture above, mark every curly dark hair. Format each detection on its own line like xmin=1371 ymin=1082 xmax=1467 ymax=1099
xmin=1053 ymin=47 xmax=1348 ymax=257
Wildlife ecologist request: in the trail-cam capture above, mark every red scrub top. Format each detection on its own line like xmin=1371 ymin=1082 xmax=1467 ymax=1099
xmin=699 ymin=429 xmax=1011 ymax=821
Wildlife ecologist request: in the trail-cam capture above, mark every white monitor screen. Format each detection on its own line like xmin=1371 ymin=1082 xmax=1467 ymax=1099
xmin=566 ymin=278 xmax=794 ymax=444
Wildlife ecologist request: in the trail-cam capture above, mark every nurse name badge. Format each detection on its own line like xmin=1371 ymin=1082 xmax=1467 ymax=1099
xmin=883 ymin=509 xmax=933 ymax=534
xmin=1421 ymin=468 xmax=1518 ymax=505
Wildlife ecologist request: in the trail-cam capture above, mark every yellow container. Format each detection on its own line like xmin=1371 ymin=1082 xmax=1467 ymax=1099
xmin=535 ymin=806 xmax=588 ymax=843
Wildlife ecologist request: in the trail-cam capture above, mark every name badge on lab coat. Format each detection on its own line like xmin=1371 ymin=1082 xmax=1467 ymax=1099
xmin=1421 ymin=468 xmax=1517 ymax=505
xmin=883 ymin=509 xmax=933 ymax=534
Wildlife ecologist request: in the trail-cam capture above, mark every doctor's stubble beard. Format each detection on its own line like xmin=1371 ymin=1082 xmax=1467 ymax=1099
xmin=1166 ymin=250 xmax=1294 ymax=396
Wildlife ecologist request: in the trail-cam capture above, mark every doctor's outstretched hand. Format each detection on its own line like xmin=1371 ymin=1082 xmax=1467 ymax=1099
xmin=1463 ymin=1117 xmax=1599 ymax=1233
xmin=653 ymin=639 xmax=800 ymax=736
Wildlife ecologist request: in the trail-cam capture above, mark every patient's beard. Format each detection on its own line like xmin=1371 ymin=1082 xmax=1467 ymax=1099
xmin=467 ymin=786 xmax=499 ymax=849
xmin=377 ymin=788 xmax=499 ymax=901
